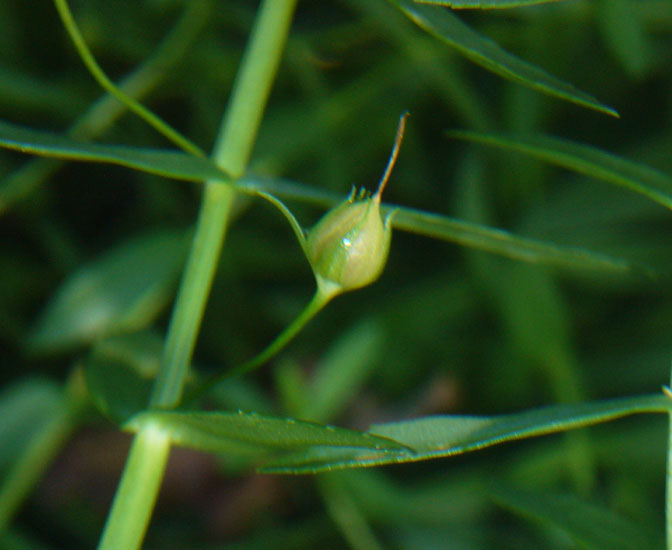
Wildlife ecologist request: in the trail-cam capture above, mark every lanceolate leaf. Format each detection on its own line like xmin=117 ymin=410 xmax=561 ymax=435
xmin=27 ymin=229 xmax=189 ymax=354
xmin=369 ymin=394 xmax=669 ymax=453
xmin=387 ymin=0 xmax=617 ymax=116
xmin=0 ymin=119 xmax=227 ymax=188
xmin=415 ymin=0 xmax=568 ymax=8
xmin=124 ymin=410 xmax=412 ymax=458
xmin=448 ymin=130 xmax=672 ymax=210
xmin=262 ymin=393 xmax=670 ymax=473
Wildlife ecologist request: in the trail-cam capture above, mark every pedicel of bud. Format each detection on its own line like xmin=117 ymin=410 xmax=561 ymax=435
xmin=306 ymin=112 xmax=409 ymax=299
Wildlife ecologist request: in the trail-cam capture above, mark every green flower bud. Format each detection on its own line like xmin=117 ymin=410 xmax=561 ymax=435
xmin=306 ymin=112 xmax=408 ymax=298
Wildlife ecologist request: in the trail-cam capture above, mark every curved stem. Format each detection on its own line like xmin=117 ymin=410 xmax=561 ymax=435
xmin=1 ymin=0 xmax=209 ymax=213
xmin=52 ymin=0 xmax=205 ymax=158
xmin=186 ymin=290 xmax=332 ymax=404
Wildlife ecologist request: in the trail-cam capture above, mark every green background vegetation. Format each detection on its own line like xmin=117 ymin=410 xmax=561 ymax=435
xmin=1 ymin=0 xmax=672 ymax=548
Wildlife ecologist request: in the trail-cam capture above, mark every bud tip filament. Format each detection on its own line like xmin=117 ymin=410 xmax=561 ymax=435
xmin=374 ymin=111 xmax=410 ymax=203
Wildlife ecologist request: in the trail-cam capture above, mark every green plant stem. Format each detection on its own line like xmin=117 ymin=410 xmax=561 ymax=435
xmin=151 ymin=0 xmax=300 ymax=409
xmin=52 ymin=0 xmax=205 ymax=157
xmin=99 ymin=1 xmax=298 ymax=548
xmin=149 ymin=182 xmax=235 ymax=409
xmin=97 ymin=424 xmax=171 ymax=550
xmin=186 ymin=289 xmax=333 ymax=404
xmin=229 ymin=290 xmax=331 ymax=379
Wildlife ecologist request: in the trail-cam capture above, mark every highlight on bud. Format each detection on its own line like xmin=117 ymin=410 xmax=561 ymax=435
xmin=306 ymin=112 xmax=409 ymax=298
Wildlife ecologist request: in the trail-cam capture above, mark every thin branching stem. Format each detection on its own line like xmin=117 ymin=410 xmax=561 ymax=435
xmin=185 ymin=289 xmax=333 ymax=404
xmin=0 ymin=0 xmax=209 ymax=213
xmin=52 ymin=0 xmax=206 ymax=157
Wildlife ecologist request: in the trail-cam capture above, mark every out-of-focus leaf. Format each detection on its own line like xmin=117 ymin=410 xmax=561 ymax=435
xmin=386 ymin=0 xmax=618 ymax=116
xmin=0 ymin=378 xmax=62 ymax=468
xmin=27 ymin=229 xmax=189 ymax=354
xmin=597 ymin=0 xmax=653 ymax=78
xmin=302 ymin=318 xmax=384 ymax=423
xmin=326 ymin=469 xmax=488 ymax=525
xmin=0 ymin=67 xmax=86 ymax=119
xmin=207 ymin=378 xmax=277 ymax=416
xmin=449 ymin=130 xmax=672 ymax=210
xmin=489 ymin=481 xmax=662 ymax=550
xmin=262 ymin=394 xmax=669 ymax=473
xmin=0 ymin=529 xmax=51 ymax=550
xmin=84 ymin=354 xmax=154 ymax=425
xmin=124 ymin=410 xmax=412 ymax=458
xmin=222 ymin=518 xmax=334 ymax=550
xmin=91 ymin=331 xmax=164 ymax=379
xmin=415 ymin=0 xmax=568 ymax=8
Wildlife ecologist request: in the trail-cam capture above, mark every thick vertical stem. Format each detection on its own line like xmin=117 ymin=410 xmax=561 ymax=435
xmin=98 ymin=425 xmax=171 ymax=550
xmin=149 ymin=182 xmax=235 ymax=409
xmin=150 ymin=0 xmax=299 ymax=409
xmin=99 ymin=1 xmax=299 ymax=548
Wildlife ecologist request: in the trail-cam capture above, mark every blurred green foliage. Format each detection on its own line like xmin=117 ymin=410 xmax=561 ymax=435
xmin=1 ymin=0 xmax=672 ymax=548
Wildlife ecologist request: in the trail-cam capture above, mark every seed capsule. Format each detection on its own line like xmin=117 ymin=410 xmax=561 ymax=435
xmin=306 ymin=112 xmax=409 ymax=298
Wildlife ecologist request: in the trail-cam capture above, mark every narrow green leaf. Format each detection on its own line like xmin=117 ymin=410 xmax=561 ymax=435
xmin=370 ymin=394 xmax=669 ymax=454
xmin=391 ymin=206 xmax=645 ymax=275
xmin=334 ymin=469 xmax=488 ymax=526
xmin=124 ymin=410 xmax=412 ymax=458
xmin=489 ymin=482 xmax=661 ymax=550
xmin=263 ymin=394 xmax=670 ymax=473
xmin=27 ymin=229 xmax=189 ymax=354
xmin=0 ymin=119 xmax=227 ymax=188
xmin=387 ymin=0 xmax=618 ymax=116
xmin=415 ymin=0 xmax=568 ymax=7
xmin=448 ymin=130 xmax=672 ymax=210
